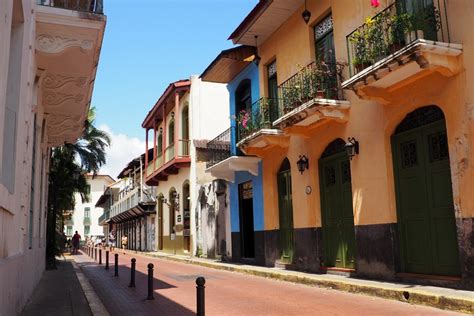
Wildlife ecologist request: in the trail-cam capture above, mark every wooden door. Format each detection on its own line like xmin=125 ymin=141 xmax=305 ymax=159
xmin=277 ymin=159 xmax=294 ymax=263
xmin=392 ymin=120 xmax=460 ymax=275
xmin=319 ymin=152 xmax=356 ymax=269
xmin=158 ymin=198 xmax=163 ymax=250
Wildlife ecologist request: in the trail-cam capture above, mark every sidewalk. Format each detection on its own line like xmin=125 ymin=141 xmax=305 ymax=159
xmin=121 ymin=249 xmax=474 ymax=314
xmin=21 ymin=257 xmax=93 ymax=316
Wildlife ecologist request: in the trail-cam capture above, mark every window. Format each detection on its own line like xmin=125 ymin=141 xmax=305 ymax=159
xmin=85 ymin=184 xmax=91 ymax=200
xmin=84 ymin=226 xmax=90 ymax=235
xmin=84 ymin=207 xmax=91 ymax=219
xmin=168 ymin=120 xmax=175 ymax=145
xmin=66 ymin=226 xmax=73 ymax=236
xmin=157 ymin=131 xmax=163 ymax=155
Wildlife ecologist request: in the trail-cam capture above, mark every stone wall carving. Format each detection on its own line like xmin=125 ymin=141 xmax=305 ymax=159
xmin=36 ymin=34 xmax=93 ymax=54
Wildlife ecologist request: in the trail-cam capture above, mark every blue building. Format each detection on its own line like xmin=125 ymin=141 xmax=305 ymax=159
xmin=201 ymin=46 xmax=267 ymax=266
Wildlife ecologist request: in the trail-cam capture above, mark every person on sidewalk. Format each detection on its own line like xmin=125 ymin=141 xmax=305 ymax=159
xmin=72 ymin=231 xmax=81 ymax=254
xmin=121 ymin=234 xmax=128 ymax=254
xmin=108 ymin=230 xmax=116 ymax=252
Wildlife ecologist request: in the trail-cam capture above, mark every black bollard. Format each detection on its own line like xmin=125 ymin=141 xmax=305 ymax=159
xmin=129 ymin=258 xmax=136 ymax=287
xmin=196 ymin=277 xmax=206 ymax=316
xmin=99 ymin=249 xmax=102 ymax=265
xmin=105 ymin=250 xmax=109 ymax=270
xmin=114 ymin=253 xmax=119 ymax=277
xmin=146 ymin=263 xmax=154 ymax=300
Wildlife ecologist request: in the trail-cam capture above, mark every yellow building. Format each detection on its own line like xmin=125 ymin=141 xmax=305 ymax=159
xmin=229 ymin=0 xmax=473 ymax=289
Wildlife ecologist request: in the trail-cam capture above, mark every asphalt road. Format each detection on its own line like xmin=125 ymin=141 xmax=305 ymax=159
xmin=75 ymin=250 xmax=462 ymax=316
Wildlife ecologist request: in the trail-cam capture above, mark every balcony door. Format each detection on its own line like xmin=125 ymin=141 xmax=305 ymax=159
xmin=235 ymin=80 xmax=252 ymax=147
xmin=267 ymin=61 xmax=278 ymax=123
xmin=314 ymin=14 xmax=337 ymax=99
xmin=397 ymin=0 xmax=437 ymax=41
xmin=277 ymin=158 xmax=294 ymax=263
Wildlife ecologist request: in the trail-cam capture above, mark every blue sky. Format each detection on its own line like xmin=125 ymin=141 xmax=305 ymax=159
xmin=93 ymin=0 xmax=257 ymax=139
xmin=94 ymin=0 xmax=258 ymax=177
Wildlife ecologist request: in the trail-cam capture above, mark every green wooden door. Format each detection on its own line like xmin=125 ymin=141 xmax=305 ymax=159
xmin=319 ymin=152 xmax=356 ymax=269
xmin=392 ymin=121 xmax=460 ymax=276
xmin=277 ymin=160 xmax=294 ymax=263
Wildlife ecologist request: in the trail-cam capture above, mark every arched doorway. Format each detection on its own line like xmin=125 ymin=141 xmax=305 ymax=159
xmin=182 ymin=181 xmax=191 ymax=252
xmin=277 ymin=158 xmax=294 ymax=263
xmin=319 ymin=139 xmax=356 ymax=269
xmin=391 ymin=105 xmax=460 ymax=276
xmin=169 ymin=188 xmax=177 ymax=238
xmin=157 ymin=193 xmax=164 ymax=250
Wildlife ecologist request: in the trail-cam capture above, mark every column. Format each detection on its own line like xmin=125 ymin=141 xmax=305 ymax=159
xmin=174 ymin=92 xmax=180 ymax=158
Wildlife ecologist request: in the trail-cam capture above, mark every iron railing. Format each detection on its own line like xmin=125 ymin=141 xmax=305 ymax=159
xmin=346 ymin=0 xmax=449 ymax=76
xmin=206 ymin=128 xmax=231 ymax=168
xmin=98 ymin=211 xmax=109 ymax=225
xmin=37 ymin=0 xmax=104 ymax=14
xmin=236 ymin=97 xmax=279 ymax=143
xmin=277 ymin=61 xmax=344 ymax=117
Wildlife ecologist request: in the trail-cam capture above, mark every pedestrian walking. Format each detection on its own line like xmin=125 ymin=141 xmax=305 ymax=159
xmin=109 ymin=230 xmax=116 ymax=252
xmin=72 ymin=231 xmax=81 ymax=254
xmin=121 ymin=234 xmax=128 ymax=254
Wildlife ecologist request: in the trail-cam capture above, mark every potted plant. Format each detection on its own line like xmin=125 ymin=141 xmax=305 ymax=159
xmin=388 ymin=13 xmax=411 ymax=53
xmin=350 ymin=30 xmax=372 ymax=73
xmin=365 ymin=13 xmax=389 ymax=63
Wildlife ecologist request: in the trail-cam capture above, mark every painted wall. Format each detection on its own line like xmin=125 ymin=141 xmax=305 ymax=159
xmin=246 ymin=0 xmax=474 ymax=283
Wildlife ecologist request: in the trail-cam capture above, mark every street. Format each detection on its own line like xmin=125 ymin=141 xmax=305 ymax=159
xmin=74 ymin=250 xmax=462 ymax=315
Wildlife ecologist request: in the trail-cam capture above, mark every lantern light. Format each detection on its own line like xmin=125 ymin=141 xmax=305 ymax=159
xmin=345 ymin=137 xmax=360 ymax=160
xmin=296 ymin=155 xmax=309 ymax=174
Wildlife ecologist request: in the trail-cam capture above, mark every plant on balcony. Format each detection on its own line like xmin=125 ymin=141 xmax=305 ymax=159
xmin=282 ymin=84 xmax=301 ymax=113
xmin=388 ymin=13 xmax=411 ymax=53
xmin=365 ymin=13 xmax=389 ymax=63
xmin=349 ymin=30 xmax=372 ymax=73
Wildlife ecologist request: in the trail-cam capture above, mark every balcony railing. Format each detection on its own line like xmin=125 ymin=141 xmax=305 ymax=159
xmin=165 ymin=144 xmax=175 ymax=163
xmin=206 ymin=128 xmax=231 ymax=168
xmin=346 ymin=0 xmax=449 ymax=76
xmin=98 ymin=211 xmax=109 ymax=225
xmin=37 ymin=0 xmax=104 ymax=14
xmin=277 ymin=62 xmax=344 ymax=117
xmin=236 ymin=97 xmax=279 ymax=143
xmin=178 ymin=139 xmax=190 ymax=157
xmin=109 ymin=186 xmax=154 ymax=218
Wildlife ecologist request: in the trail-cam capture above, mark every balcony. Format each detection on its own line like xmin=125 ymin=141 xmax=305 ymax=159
xmin=98 ymin=211 xmax=109 ymax=226
xmin=37 ymin=0 xmax=103 ymax=14
xmin=273 ymin=62 xmax=350 ymax=132
xmin=342 ymin=0 xmax=462 ymax=102
xmin=145 ymin=139 xmax=191 ymax=186
xmin=236 ymin=97 xmax=287 ymax=155
xmin=36 ymin=0 xmax=106 ymax=146
xmin=109 ymin=187 xmax=156 ymax=222
xmin=206 ymin=128 xmax=231 ymax=168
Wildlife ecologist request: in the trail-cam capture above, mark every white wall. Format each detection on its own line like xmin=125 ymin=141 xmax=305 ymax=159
xmin=0 ymin=1 xmax=51 ymax=315
xmin=67 ymin=175 xmax=114 ymax=238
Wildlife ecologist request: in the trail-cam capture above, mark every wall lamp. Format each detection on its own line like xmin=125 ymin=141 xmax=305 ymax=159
xmin=171 ymin=111 xmax=175 ymax=118
xmin=302 ymin=0 xmax=311 ymax=24
xmin=296 ymin=155 xmax=309 ymax=174
xmin=345 ymin=137 xmax=360 ymax=160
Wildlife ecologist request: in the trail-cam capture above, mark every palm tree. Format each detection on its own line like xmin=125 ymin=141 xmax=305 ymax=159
xmin=46 ymin=107 xmax=111 ymax=268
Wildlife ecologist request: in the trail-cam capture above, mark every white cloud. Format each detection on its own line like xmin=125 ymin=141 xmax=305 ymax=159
xmin=98 ymin=125 xmax=148 ymax=180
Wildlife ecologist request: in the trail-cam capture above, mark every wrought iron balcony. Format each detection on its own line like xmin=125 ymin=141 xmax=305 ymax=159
xmin=206 ymin=128 xmax=231 ymax=168
xmin=346 ymin=0 xmax=449 ymax=77
xmin=236 ymin=97 xmax=279 ymax=143
xmin=277 ymin=61 xmax=344 ymax=118
xmin=98 ymin=211 xmax=109 ymax=225
xmin=109 ymin=187 xmax=155 ymax=219
xmin=37 ymin=0 xmax=104 ymax=14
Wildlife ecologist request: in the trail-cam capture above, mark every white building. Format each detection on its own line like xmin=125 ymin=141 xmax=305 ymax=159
xmin=64 ymin=175 xmax=114 ymax=239
xmin=142 ymin=75 xmax=231 ymax=257
xmin=0 ymin=1 xmax=105 ymax=314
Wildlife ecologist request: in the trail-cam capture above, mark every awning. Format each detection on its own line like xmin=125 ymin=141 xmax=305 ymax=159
xmin=109 ymin=203 xmax=156 ymax=223
xmin=205 ymin=156 xmax=261 ymax=182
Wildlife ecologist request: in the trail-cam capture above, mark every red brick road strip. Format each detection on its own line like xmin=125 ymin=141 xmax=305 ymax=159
xmin=73 ymin=250 xmax=466 ymax=315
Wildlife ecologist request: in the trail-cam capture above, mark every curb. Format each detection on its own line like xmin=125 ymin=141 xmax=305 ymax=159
xmin=124 ymin=249 xmax=473 ymax=314
xmin=71 ymin=259 xmax=110 ymax=316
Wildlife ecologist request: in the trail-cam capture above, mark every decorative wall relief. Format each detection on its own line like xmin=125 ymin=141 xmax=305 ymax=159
xmin=36 ymin=34 xmax=93 ymax=54
xmin=43 ymin=91 xmax=84 ymax=107
xmin=43 ymin=74 xmax=87 ymax=89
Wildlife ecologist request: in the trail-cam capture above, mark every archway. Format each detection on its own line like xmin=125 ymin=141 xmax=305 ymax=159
xmin=169 ymin=188 xmax=177 ymax=238
xmin=391 ymin=105 xmax=460 ymax=275
xmin=318 ymin=138 xmax=356 ymax=269
xmin=182 ymin=181 xmax=191 ymax=252
xmin=277 ymin=158 xmax=294 ymax=263
xmin=157 ymin=193 xmax=164 ymax=250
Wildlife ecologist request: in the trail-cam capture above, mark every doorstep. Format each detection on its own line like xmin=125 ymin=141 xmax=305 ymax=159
xmin=127 ymin=250 xmax=474 ymax=314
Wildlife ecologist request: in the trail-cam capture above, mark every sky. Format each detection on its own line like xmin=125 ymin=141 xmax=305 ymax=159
xmin=95 ymin=0 xmax=258 ymax=178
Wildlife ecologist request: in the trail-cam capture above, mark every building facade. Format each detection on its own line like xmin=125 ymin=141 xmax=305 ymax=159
xmin=0 ymin=0 xmax=106 ymax=314
xmin=223 ymin=0 xmax=473 ymax=290
xmin=142 ymin=76 xmax=230 ymax=256
xmin=202 ymin=47 xmax=270 ymax=265
xmin=97 ymin=152 xmax=157 ymax=252
xmin=64 ymin=175 xmax=114 ymax=239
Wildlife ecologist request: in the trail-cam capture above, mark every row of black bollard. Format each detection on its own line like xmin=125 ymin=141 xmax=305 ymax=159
xmin=98 ymin=252 xmax=206 ymax=314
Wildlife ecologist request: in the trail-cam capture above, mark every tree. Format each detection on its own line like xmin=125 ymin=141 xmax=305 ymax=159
xmin=46 ymin=107 xmax=111 ymax=268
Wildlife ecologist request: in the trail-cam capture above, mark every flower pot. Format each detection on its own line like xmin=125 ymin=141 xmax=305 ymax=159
xmin=388 ymin=43 xmax=404 ymax=54
xmin=316 ymin=90 xmax=325 ymax=98
xmin=354 ymin=62 xmax=372 ymax=73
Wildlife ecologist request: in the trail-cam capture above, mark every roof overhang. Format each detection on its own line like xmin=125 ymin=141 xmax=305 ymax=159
xmin=200 ymin=46 xmax=256 ymax=83
xmin=205 ymin=156 xmax=261 ymax=182
xmin=229 ymin=0 xmax=303 ymax=46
